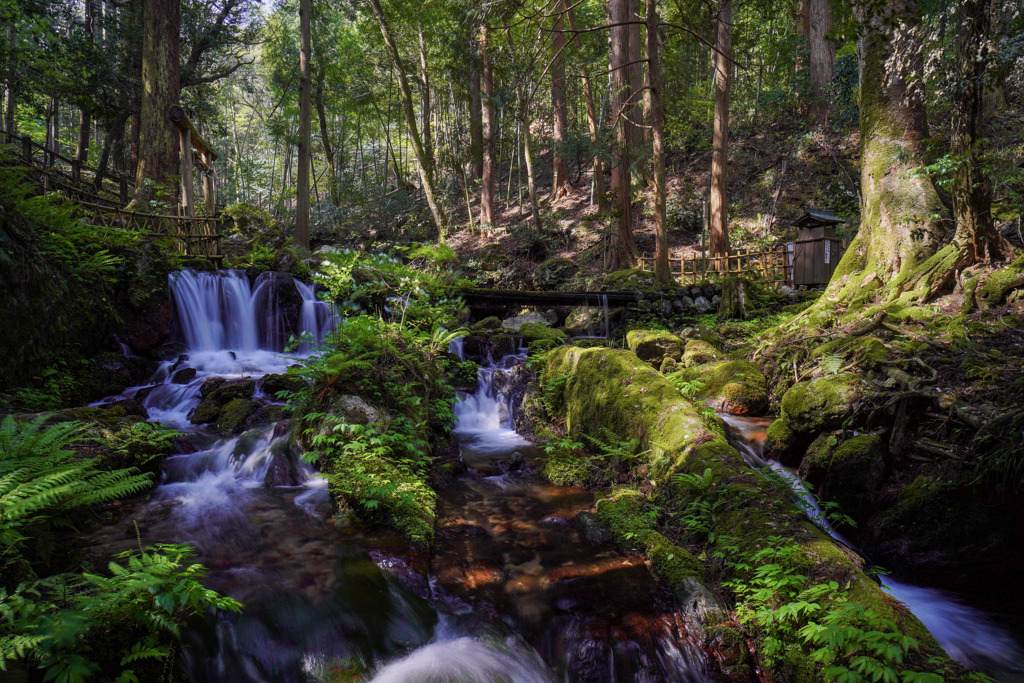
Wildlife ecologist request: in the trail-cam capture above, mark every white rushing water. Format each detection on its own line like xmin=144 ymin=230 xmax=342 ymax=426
xmin=453 ymin=352 xmax=531 ymax=455
xmin=721 ymin=414 xmax=1024 ymax=681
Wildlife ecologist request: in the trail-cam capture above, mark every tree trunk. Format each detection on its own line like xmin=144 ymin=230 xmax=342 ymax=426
xmin=418 ymin=23 xmax=435 ymax=172
xmin=521 ymin=97 xmax=542 ymax=230
xmin=480 ymin=23 xmax=496 ymax=226
xmin=135 ymin=0 xmax=180 ymax=203
xmin=469 ymin=42 xmax=483 ymax=180
xmin=807 ymin=0 xmax=835 ymax=123
xmin=551 ymin=0 xmax=570 ymax=198
xmin=607 ymin=0 xmax=638 ymax=270
xmin=367 ymin=0 xmax=449 ymax=239
xmin=710 ymin=0 xmax=731 ymax=259
xmin=3 ymin=24 xmax=14 ymax=135
xmin=315 ymin=69 xmax=340 ymax=207
xmin=567 ymin=6 xmax=607 ymax=212
xmin=647 ymin=0 xmax=669 ymax=283
xmin=76 ymin=110 xmax=92 ymax=165
xmin=295 ymin=0 xmax=311 ymax=249
xmin=813 ymin=0 xmax=948 ymax=307
xmin=948 ymin=0 xmax=1011 ymax=264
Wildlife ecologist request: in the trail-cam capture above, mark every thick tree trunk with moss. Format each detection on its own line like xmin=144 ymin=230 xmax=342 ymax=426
xmin=647 ymin=0 xmax=670 ymax=282
xmin=709 ymin=0 xmax=731 ymax=259
xmin=814 ymin=0 xmax=948 ymax=308
xmin=479 ymin=24 xmax=496 ymax=226
xmin=607 ymin=0 xmax=638 ymax=270
xmin=135 ymin=0 xmax=180 ymax=204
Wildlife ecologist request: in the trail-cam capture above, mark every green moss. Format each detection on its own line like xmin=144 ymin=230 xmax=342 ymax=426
xmin=216 ymin=398 xmax=259 ymax=433
xmin=801 ymin=433 xmax=885 ymax=519
xmin=603 ymin=268 xmax=658 ymax=291
xmin=765 ymin=417 xmax=795 ymax=459
xmin=979 ymin=254 xmax=1024 ymax=306
xmin=626 ymin=329 xmax=684 ymax=365
xmin=527 ymin=339 xmax=558 ymax=355
xmin=682 ymin=339 xmax=721 ymax=368
xmin=540 ymin=450 xmax=592 ymax=486
xmin=471 ymin=316 xmax=502 ymax=331
xmin=518 ymin=322 xmax=566 ymax=344
xmin=488 ymin=333 xmax=518 ymax=358
xmin=889 ymin=306 xmax=939 ymax=323
xmin=190 ymin=398 xmax=221 ymax=424
xmin=675 ymin=360 xmax=768 ymax=415
xmin=779 ymin=373 xmax=863 ymax=434
xmin=534 ymin=257 xmax=578 ymax=289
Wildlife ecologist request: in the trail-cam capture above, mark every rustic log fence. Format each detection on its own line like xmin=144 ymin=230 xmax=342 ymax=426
xmin=638 ymin=246 xmax=794 ymax=286
xmin=1 ymin=128 xmax=223 ymax=259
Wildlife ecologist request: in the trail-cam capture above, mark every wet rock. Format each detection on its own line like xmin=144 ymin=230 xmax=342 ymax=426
xmin=674 ymin=360 xmax=768 ymax=415
xmin=330 ymin=394 xmax=384 ymax=425
xmin=171 ymin=367 xmax=196 ymax=384
xmin=656 ymin=299 xmax=674 ymax=316
xmin=499 ymin=451 xmax=525 ymax=472
xmin=518 ymin=322 xmax=565 ymax=345
xmin=252 ymin=271 xmax=304 ymax=350
xmin=133 ymin=385 xmax=157 ymax=402
xmin=471 ymin=316 xmax=503 ymax=331
xmin=264 ymin=437 xmax=302 ymax=487
xmin=199 ymin=377 xmax=226 ymax=398
xmin=574 ymin=510 xmax=609 ymax=544
xmin=672 ymin=298 xmax=687 ymax=312
xmin=190 ymin=398 xmax=221 ymax=424
xmin=95 ymin=398 xmax=149 ymax=420
xmin=800 ymin=432 xmax=885 ymax=519
xmin=693 ymin=296 xmax=712 ymax=313
xmin=245 ymin=404 xmax=289 ymax=430
xmin=123 ymin=297 xmax=173 ymax=353
xmin=208 ymin=379 xmax=256 ymax=402
xmin=501 ymin=311 xmax=548 ymax=331
xmin=766 ymin=373 xmax=865 ymax=464
xmin=216 ymin=398 xmax=259 ymax=433
xmin=258 ymin=373 xmax=307 ymax=398
xmin=533 ymin=258 xmax=578 ymax=289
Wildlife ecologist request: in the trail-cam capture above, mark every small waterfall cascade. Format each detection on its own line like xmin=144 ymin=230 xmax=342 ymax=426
xmin=442 ymin=340 xmax=712 ymax=682
xmin=721 ymin=414 xmax=1024 ymax=681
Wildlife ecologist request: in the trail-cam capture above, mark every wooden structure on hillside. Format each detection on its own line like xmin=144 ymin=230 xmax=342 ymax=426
xmin=638 ymin=208 xmax=847 ymax=288
xmin=790 ymin=208 xmax=845 ymax=287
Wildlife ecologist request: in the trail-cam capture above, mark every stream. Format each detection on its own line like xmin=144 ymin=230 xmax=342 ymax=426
xmin=720 ymin=415 xmax=1024 ymax=682
xmin=86 ymin=269 xmax=712 ymax=682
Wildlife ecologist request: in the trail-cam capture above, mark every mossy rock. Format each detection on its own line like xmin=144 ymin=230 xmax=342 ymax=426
xmin=271 ymin=248 xmax=311 ymax=280
xmin=207 ymin=379 xmax=256 ymax=403
xmin=479 ymin=246 xmax=512 ymax=271
xmin=216 ymin=398 xmax=259 ymax=433
xmin=518 ymin=322 xmax=566 ymax=345
xmin=682 ymin=339 xmax=721 ymax=368
xmin=471 ymin=316 xmax=503 ymax=331
xmin=676 ymin=360 xmax=768 ymax=416
xmin=542 ymin=346 xmax=943 ymax=659
xmin=779 ymin=373 xmax=864 ymax=435
xmin=488 ymin=333 xmax=518 ymax=358
xmin=676 ymin=324 xmax=725 ymax=348
xmin=258 ymin=373 xmax=309 ymax=398
xmin=190 ymin=398 xmax=222 ymax=424
xmin=764 ymin=417 xmax=796 ymax=460
xmin=527 ymin=339 xmax=559 ymax=356
xmin=800 ymin=433 xmax=886 ymax=519
xmin=539 ymin=450 xmax=592 ymax=486
xmin=626 ymin=329 xmax=683 ymax=366
xmin=533 ymin=258 xmax=578 ymax=289
xmin=602 ymin=268 xmax=657 ymax=291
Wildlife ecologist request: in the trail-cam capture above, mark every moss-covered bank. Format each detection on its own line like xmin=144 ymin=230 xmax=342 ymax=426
xmin=542 ymin=345 xmax=952 ymax=675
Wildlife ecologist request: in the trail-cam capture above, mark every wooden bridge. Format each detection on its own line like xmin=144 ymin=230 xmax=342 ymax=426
xmin=1 ymin=113 xmax=223 ymax=259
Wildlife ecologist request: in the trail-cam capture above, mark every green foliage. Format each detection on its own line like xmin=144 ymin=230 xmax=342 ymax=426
xmin=0 ymin=415 xmax=152 ymax=554
xmin=0 ymin=543 xmax=241 ymax=682
xmin=94 ymin=422 xmax=181 ymax=469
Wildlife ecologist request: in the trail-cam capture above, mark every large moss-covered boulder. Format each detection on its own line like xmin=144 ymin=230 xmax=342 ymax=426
xmin=602 ymin=268 xmax=657 ymax=291
xmin=501 ymin=311 xmax=548 ymax=331
xmin=533 ymin=258 xmax=578 ymax=289
xmin=799 ymin=433 xmax=886 ymax=519
xmin=674 ymin=360 xmax=768 ymax=415
xmin=768 ymin=373 xmax=865 ymax=464
xmin=626 ymin=329 xmax=683 ymax=366
xmin=682 ymin=339 xmax=721 ymax=368
xmin=518 ymin=322 xmax=566 ymax=345
xmin=216 ymin=398 xmax=260 ymax=433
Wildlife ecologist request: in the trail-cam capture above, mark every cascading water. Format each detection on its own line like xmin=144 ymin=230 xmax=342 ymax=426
xmin=87 ymin=273 xmax=716 ymax=681
xmin=442 ymin=345 xmax=712 ymax=681
xmin=721 ymin=414 xmax=1024 ymax=682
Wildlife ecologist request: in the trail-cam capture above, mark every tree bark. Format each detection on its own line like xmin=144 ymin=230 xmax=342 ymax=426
xmin=521 ymin=96 xmax=542 ymax=230
xmin=314 ymin=67 xmax=340 ymax=207
xmin=710 ymin=0 xmax=731 ymax=258
xmin=480 ymin=23 xmax=496 ymax=226
xmin=607 ymin=0 xmax=638 ymax=270
xmin=3 ymin=24 xmax=14 ymax=135
xmin=807 ymin=0 xmax=835 ymax=123
xmin=567 ymin=6 xmax=607 ymax=212
xmin=367 ymin=0 xmax=449 ymax=239
xmin=418 ymin=23 xmax=435 ymax=172
xmin=135 ymin=0 xmax=180 ymax=203
xmin=948 ymin=0 xmax=1011 ymax=264
xmin=551 ymin=0 xmax=570 ymax=198
xmin=295 ymin=0 xmax=311 ymax=249
xmin=812 ymin=0 xmax=948 ymax=307
xmin=647 ymin=0 xmax=669 ymax=282
xmin=469 ymin=40 xmax=483 ymax=180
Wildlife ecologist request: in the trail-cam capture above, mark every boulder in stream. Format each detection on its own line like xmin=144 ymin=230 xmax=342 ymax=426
xmin=626 ymin=329 xmax=684 ymax=366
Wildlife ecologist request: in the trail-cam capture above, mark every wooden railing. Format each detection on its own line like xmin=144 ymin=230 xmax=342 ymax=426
xmin=1 ymin=129 xmax=134 ymax=205
xmin=2 ymin=130 xmax=222 ymax=259
xmin=638 ymin=246 xmax=793 ymax=286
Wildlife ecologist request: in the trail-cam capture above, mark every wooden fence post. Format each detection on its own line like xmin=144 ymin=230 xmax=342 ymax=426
xmin=202 ymin=152 xmax=216 ymax=216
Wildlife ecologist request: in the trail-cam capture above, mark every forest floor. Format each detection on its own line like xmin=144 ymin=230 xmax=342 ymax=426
xmin=445 ymin=121 xmax=861 ymax=291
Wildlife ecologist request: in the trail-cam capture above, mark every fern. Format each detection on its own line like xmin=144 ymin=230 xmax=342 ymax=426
xmin=820 ymin=353 xmax=845 ymax=376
